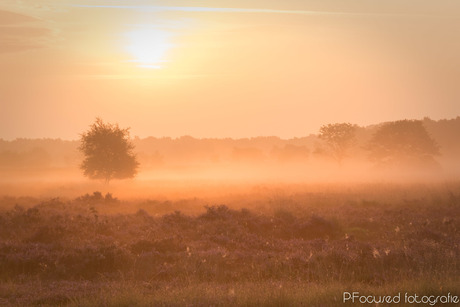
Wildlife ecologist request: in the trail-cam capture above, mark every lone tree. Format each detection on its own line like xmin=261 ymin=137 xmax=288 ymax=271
xmin=79 ymin=118 xmax=139 ymax=183
xmin=318 ymin=123 xmax=357 ymax=164
xmin=367 ymin=119 xmax=439 ymax=168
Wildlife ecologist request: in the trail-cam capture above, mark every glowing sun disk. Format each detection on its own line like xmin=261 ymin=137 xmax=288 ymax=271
xmin=125 ymin=27 xmax=173 ymax=69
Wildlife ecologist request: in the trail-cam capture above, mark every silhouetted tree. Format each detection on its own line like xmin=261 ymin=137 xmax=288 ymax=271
xmin=367 ymin=120 xmax=439 ymax=168
xmin=79 ymin=118 xmax=139 ymax=183
xmin=318 ymin=123 xmax=357 ymax=164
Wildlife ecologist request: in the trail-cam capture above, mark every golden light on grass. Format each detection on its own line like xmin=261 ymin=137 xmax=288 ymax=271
xmin=124 ymin=26 xmax=173 ymax=69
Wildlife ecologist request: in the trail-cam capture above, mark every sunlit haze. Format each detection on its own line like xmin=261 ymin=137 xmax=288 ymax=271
xmin=0 ymin=0 xmax=459 ymax=139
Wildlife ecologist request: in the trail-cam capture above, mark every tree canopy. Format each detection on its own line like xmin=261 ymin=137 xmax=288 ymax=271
xmin=318 ymin=123 xmax=357 ymax=164
xmin=79 ymin=118 xmax=139 ymax=183
xmin=367 ymin=120 xmax=439 ymax=168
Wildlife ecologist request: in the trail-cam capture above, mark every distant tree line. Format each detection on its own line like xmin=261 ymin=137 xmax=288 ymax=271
xmin=1 ymin=117 xmax=459 ymax=181
xmin=317 ymin=119 xmax=440 ymax=169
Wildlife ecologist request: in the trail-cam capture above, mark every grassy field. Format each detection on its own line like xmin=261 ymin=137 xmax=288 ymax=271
xmin=0 ymin=182 xmax=459 ymax=306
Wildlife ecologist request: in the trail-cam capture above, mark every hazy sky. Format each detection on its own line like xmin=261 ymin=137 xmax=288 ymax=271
xmin=1 ymin=0 xmax=459 ymax=139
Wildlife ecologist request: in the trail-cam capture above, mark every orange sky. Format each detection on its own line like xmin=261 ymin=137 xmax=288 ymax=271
xmin=1 ymin=1 xmax=459 ymax=139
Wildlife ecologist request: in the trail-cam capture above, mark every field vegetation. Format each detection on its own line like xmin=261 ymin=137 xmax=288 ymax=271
xmin=0 ymin=183 xmax=458 ymax=306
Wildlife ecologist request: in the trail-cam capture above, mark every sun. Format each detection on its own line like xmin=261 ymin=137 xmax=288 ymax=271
xmin=125 ymin=27 xmax=173 ymax=69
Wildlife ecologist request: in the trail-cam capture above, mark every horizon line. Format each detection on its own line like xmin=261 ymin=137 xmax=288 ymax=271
xmin=2 ymin=115 xmax=459 ymax=142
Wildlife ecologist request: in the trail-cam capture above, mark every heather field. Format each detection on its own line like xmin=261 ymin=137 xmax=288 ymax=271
xmin=0 ymin=183 xmax=459 ymax=306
